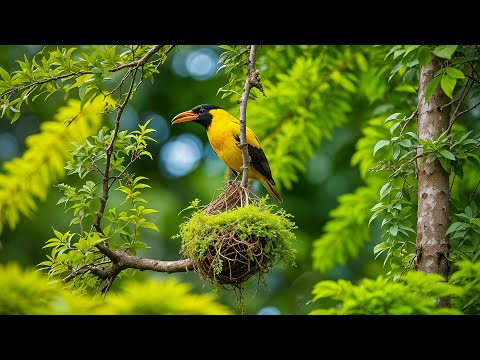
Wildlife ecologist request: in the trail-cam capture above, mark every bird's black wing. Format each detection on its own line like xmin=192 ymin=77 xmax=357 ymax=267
xmin=232 ymin=133 xmax=274 ymax=184
xmin=248 ymin=144 xmax=275 ymax=184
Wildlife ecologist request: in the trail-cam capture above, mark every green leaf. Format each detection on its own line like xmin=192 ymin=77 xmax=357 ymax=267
xmin=390 ymin=122 xmax=401 ymax=135
xmin=437 ymin=157 xmax=450 ymax=172
xmin=0 ymin=67 xmax=11 ymax=82
xmin=432 ymin=45 xmax=457 ymax=60
xmin=385 ymin=112 xmax=401 ymax=123
xmin=373 ymin=140 xmax=390 ymax=157
xmin=438 ymin=149 xmax=455 ymax=160
xmin=390 ymin=224 xmax=398 ymax=236
xmin=139 ymin=221 xmax=159 ymax=231
xmin=218 ymin=45 xmax=234 ymax=51
xmin=404 ymin=45 xmax=420 ymax=57
xmin=379 ymin=182 xmax=392 ymax=199
xmin=446 ymin=67 xmax=465 ymax=79
xmin=424 ymin=76 xmax=442 ymax=103
xmin=385 ymin=45 xmax=402 ymax=60
xmin=373 ymin=242 xmax=388 ymax=254
xmin=440 ymin=74 xmax=456 ymax=99
xmin=403 ymin=68 xmax=416 ymax=83
xmin=417 ymin=46 xmax=432 ymax=66
xmin=470 ymin=218 xmax=480 ymax=227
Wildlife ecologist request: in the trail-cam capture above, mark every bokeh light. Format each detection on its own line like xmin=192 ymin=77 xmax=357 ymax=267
xmin=171 ymin=47 xmax=219 ymax=81
xmin=159 ymin=133 xmax=203 ymax=178
xmin=171 ymin=50 xmax=190 ymax=78
xmin=0 ymin=133 xmax=19 ymax=160
xmin=257 ymin=306 xmax=282 ymax=315
xmin=185 ymin=48 xmax=218 ymax=81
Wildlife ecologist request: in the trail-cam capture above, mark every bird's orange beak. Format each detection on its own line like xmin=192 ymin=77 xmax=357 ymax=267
xmin=171 ymin=110 xmax=197 ymax=125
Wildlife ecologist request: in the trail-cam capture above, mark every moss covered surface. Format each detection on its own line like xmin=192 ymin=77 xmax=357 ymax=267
xmin=176 ymin=199 xmax=297 ymax=288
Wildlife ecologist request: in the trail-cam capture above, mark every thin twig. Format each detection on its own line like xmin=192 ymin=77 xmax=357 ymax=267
xmin=466 ymin=178 xmax=480 ymax=207
xmin=400 ymin=108 xmax=418 ymax=135
xmin=391 ymin=152 xmax=424 ymax=179
xmin=59 ymin=44 xmax=193 ymax=289
xmin=1 ymin=70 xmax=92 ymax=99
xmin=237 ymin=45 xmax=265 ymax=190
xmin=92 ymin=46 xmax=169 ymax=233
xmin=401 ymin=176 xmax=418 ymax=194
xmin=108 ymin=154 xmax=136 ymax=190
xmin=446 ymin=49 xmax=480 ymax=133
xmin=465 ymin=74 xmax=480 ymax=85
xmin=449 ymin=98 xmax=480 ymax=131
xmin=1 ymin=45 xmax=172 ymax=99
xmin=446 ymin=79 xmax=475 ymax=134
xmin=104 ymin=68 xmax=133 ymax=99
xmin=92 ymin=67 xmax=138 ymax=234
xmin=111 ymin=45 xmax=166 ymax=71
xmin=440 ymin=96 xmax=461 ymax=111
xmin=450 ymin=173 xmax=457 ymax=192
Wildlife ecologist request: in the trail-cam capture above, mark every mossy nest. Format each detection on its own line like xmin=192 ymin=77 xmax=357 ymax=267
xmin=176 ymin=181 xmax=296 ymax=290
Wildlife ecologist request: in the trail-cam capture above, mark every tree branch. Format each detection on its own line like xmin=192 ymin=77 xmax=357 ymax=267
xmin=92 ymin=67 xmax=138 ymax=234
xmin=237 ymin=45 xmax=265 ymax=190
xmin=63 ymin=256 xmax=194 ymax=284
xmin=1 ymin=45 xmax=173 ymax=99
xmin=415 ymin=55 xmax=451 ymax=308
xmin=400 ymin=108 xmax=418 ymax=135
xmin=465 ymin=74 xmax=480 ymax=85
xmin=111 ymin=45 xmax=168 ymax=71
xmin=82 ymin=44 xmax=194 ymax=284
xmin=450 ymin=98 xmax=480 ymax=124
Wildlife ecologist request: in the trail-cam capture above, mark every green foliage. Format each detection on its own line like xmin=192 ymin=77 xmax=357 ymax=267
xmin=450 ymin=259 xmax=480 ymax=314
xmin=310 ymin=271 xmax=462 ymax=315
xmin=0 ymin=96 xmax=110 ymax=235
xmin=369 ymin=112 xmax=480 ymax=278
xmin=366 ymin=113 xmax=420 ymax=278
xmin=38 ymin=121 xmax=159 ymax=292
xmin=352 ymin=115 xmax=393 ymax=179
xmin=0 ymin=262 xmax=232 ymax=314
xmin=98 ymin=278 xmax=232 ymax=314
xmin=0 ymin=45 xmax=170 ymax=122
xmin=312 ymin=178 xmax=384 ymax=274
xmin=216 ymin=45 xmax=253 ymax=99
xmin=227 ymin=46 xmax=370 ymax=191
xmin=0 ymin=262 xmax=62 ymax=314
xmin=358 ymin=45 xmax=480 ymax=311
xmin=384 ymin=45 xmax=475 ymax=102
xmin=447 ymin=202 xmax=480 ymax=262
xmin=176 ymin=199 xmax=297 ymax=281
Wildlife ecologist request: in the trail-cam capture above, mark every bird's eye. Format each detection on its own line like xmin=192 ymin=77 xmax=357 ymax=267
xmin=199 ymin=108 xmax=205 ymax=114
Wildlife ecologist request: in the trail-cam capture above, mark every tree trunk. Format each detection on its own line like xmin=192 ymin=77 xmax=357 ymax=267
xmin=414 ymin=55 xmax=451 ymax=308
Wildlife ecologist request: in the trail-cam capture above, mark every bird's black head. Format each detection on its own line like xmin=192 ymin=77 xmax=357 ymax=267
xmin=190 ymin=104 xmax=222 ymax=128
xmin=171 ymin=104 xmax=223 ymax=129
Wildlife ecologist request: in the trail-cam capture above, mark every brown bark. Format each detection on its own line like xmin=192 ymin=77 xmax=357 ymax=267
xmin=414 ymin=55 xmax=451 ymax=307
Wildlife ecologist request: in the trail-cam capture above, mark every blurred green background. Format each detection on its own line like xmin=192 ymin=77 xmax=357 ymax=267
xmin=0 ymin=45 xmax=384 ymax=314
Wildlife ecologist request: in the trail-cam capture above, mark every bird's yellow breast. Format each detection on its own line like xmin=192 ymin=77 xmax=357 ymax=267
xmin=206 ymin=109 xmax=262 ymax=179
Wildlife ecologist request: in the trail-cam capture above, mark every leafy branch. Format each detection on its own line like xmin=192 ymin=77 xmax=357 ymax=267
xmin=35 ymin=45 xmax=194 ymax=294
xmin=237 ymin=45 xmax=266 ymax=190
xmin=0 ymin=45 xmax=175 ymax=123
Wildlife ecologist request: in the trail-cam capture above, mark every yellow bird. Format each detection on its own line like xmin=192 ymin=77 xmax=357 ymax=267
xmin=171 ymin=104 xmax=282 ymax=202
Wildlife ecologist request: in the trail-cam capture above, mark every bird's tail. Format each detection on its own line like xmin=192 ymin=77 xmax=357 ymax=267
xmin=258 ymin=176 xmax=283 ymax=203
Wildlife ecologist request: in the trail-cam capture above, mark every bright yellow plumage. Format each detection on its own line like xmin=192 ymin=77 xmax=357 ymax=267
xmin=207 ymin=109 xmax=259 ymax=175
xmin=171 ymin=104 xmax=282 ymax=202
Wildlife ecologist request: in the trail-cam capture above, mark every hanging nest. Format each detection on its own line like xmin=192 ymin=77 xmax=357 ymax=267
xmin=176 ymin=181 xmax=296 ymax=291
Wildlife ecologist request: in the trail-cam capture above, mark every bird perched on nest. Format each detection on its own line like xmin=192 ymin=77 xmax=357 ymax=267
xmin=171 ymin=104 xmax=282 ymax=203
